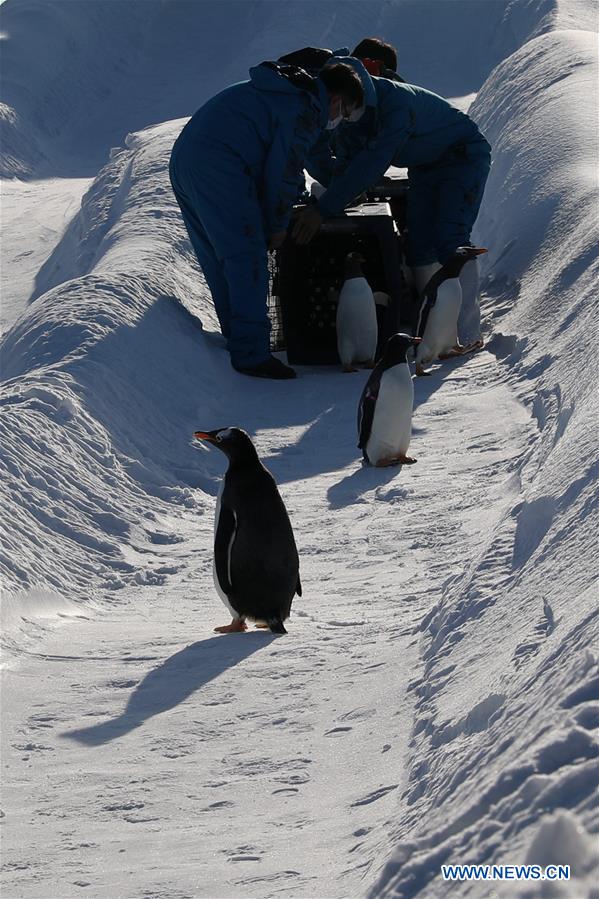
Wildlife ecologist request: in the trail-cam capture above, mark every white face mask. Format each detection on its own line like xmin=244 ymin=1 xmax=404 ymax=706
xmin=325 ymin=114 xmax=343 ymax=130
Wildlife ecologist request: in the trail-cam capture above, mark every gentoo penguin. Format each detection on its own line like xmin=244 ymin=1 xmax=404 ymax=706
xmin=358 ymin=333 xmax=422 ymax=467
xmin=415 ymin=247 xmax=487 ymax=376
xmin=336 ymin=252 xmax=378 ymax=372
xmin=193 ymin=427 xmax=301 ymax=635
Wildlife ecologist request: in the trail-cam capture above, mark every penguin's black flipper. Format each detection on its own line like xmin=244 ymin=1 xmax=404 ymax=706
xmin=357 ymin=384 xmax=378 ymax=449
xmin=295 ymin=573 xmax=302 ymax=597
xmin=214 ymin=503 xmax=236 ymax=594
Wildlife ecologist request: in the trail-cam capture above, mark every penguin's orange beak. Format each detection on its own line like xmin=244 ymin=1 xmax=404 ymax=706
xmin=473 ymin=248 xmax=488 ymax=255
xmin=193 ymin=431 xmax=214 ymax=442
xmin=411 ymin=337 xmax=422 ymax=344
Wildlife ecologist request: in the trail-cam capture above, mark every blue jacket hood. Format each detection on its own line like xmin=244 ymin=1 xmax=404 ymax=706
xmin=249 ymin=62 xmax=329 ymax=128
xmin=249 ymin=62 xmax=316 ymax=96
xmin=324 ymin=55 xmax=378 ymax=108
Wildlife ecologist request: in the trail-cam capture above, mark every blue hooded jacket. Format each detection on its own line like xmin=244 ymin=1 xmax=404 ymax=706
xmin=308 ymin=62 xmax=490 ymax=218
xmin=172 ymin=63 xmax=329 ymax=236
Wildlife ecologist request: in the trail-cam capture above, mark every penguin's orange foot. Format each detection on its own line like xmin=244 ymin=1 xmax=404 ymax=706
xmin=375 ymin=456 xmax=402 ymax=468
xmin=342 ymin=364 xmax=359 ymax=373
xmin=415 ymin=363 xmax=431 ymax=377
xmin=459 ymin=338 xmax=484 ymax=354
xmin=214 ymin=618 xmax=247 ymax=634
xmin=254 ymin=621 xmax=270 ymax=629
xmin=397 ymin=454 xmax=417 ymax=465
xmin=441 ymin=339 xmax=484 ymax=358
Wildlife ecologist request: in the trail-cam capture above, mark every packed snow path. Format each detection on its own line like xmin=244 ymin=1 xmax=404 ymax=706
xmin=2 ymin=351 xmax=534 ymax=898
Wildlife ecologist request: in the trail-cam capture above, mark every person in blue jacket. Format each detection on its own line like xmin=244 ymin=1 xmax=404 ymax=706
xmin=169 ymin=61 xmax=363 ymax=379
xmin=294 ymin=54 xmax=491 ymax=347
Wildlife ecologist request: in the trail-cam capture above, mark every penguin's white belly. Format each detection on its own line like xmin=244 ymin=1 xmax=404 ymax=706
xmin=417 ymin=278 xmax=462 ymax=363
xmin=337 ymin=278 xmax=377 ymax=364
xmin=212 ymin=483 xmax=238 ymax=619
xmin=366 ymin=364 xmax=414 ymax=463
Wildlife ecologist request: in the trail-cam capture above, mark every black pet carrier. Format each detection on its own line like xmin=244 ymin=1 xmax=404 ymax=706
xmin=269 ymin=194 xmax=409 ymax=365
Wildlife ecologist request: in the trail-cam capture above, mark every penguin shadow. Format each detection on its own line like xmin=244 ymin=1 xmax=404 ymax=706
xmin=412 ymin=352 xmax=480 ymax=408
xmin=61 ymin=632 xmax=276 ymax=747
xmin=262 ymin=401 xmax=360 ymax=484
xmin=327 ymin=463 xmax=399 ymax=510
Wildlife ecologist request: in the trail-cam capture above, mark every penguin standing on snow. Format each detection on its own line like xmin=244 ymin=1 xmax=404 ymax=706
xmin=336 ymin=252 xmax=378 ymax=372
xmin=193 ymin=427 xmax=301 ymax=634
xmin=415 ymin=247 xmax=487 ymax=376
xmin=358 ymin=333 xmax=422 ymax=467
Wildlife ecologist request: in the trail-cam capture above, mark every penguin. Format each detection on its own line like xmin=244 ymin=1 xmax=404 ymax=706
xmin=415 ymin=247 xmax=487 ymax=376
xmin=193 ymin=427 xmax=301 ymax=635
xmin=336 ymin=252 xmax=378 ymax=372
xmin=358 ymin=333 xmax=422 ymax=467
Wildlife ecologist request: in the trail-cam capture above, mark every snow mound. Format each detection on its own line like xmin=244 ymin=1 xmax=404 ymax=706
xmin=0 ymin=122 xmax=223 ymax=610
xmin=2 ymin=0 xmax=588 ymax=178
xmin=369 ymin=17 xmax=598 ymax=899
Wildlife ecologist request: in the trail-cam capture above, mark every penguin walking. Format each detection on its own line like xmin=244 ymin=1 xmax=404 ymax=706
xmin=415 ymin=247 xmax=487 ymax=376
xmin=336 ymin=252 xmax=378 ymax=372
xmin=193 ymin=427 xmax=301 ymax=635
xmin=358 ymin=333 xmax=422 ymax=467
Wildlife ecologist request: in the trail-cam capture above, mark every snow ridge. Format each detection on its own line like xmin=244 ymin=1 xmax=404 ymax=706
xmin=369 ymin=16 xmax=599 ymax=898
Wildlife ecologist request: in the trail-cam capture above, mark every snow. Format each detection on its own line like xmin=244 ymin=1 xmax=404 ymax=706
xmin=1 ymin=1 xmax=598 ymax=897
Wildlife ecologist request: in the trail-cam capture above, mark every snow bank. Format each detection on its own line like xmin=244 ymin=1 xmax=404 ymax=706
xmin=0 ymin=0 xmax=569 ymax=178
xmin=0 ymin=121 xmax=225 ymax=614
xmin=0 ymin=0 xmax=148 ymax=177
xmin=369 ymin=13 xmax=599 ymax=899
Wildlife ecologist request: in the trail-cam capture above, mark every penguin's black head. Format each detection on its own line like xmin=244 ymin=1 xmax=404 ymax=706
xmin=344 ymin=251 xmax=366 ymax=277
xmin=383 ymin=332 xmax=421 ymax=364
xmin=193 ymin=427 xmax=259 ymax=463
xmin=442 ymin=246 xmax=488 ymax=279
xmin=346 ymin=251 xmax=366 ymax=264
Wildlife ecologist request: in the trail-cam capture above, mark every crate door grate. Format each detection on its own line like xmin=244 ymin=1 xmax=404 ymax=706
xmin=267 ymin=250 xmax=286 ymax=352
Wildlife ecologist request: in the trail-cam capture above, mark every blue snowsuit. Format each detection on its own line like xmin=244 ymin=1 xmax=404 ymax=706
xmin=170 ymin=64 xmax=329 ymax=369
xmin=308 ymin=70 xmax=491 ymax=266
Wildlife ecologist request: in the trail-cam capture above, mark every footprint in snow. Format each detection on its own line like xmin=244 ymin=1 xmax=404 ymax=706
xmin=222 ymin=845 xmax=262 ymax=863
xmin=102 ymin=801 xmax=145 ymax=813
xmin=273 ymin=772 xmax=311 ymax=785
xmin=14 ymin=742 xmax=54 ymax=753
xmin=339 ymin=708 xmax=376 ymax=722
xmin=27 ymin=714 xmax=58 ymax=729
xmin=350 ymin=784 xmax=399 ymax=806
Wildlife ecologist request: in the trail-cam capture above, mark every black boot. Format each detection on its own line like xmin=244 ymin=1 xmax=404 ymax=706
xmin=233 ymin=356 xmax=297 ymax=380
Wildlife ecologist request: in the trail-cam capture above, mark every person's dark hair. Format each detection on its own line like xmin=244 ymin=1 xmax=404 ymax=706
xmin=319 ymin=63 xmax=364 ymax=107
xmin=352 ymin=37 xmax=398 ymax=72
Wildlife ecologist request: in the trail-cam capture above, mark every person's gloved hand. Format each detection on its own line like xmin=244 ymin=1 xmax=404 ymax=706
xmin=292 ymin=206 xmax=323 ymax=244
xmin=348 ymin=191 xmax=368 ymax=206
xmin=268 ymin=230 xmax=287 ymax=250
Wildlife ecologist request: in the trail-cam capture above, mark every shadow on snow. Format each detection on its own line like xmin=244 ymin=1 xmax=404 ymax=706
xmin=61 ymin=631 xmax=277 ymax=746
